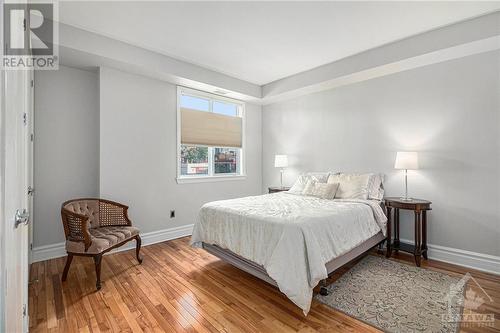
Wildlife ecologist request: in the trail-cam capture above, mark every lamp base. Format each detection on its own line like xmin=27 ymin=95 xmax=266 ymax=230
xmin=280 ymin=169 xmax=284 ymax=188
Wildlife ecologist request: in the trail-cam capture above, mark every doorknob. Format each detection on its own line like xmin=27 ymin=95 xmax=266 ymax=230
xmin=14 ymin=209 xmax=30 ymax=228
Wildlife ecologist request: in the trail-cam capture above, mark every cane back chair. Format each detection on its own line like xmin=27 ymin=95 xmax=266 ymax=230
xmin=60 ymin=198 xmax=143 ymax=290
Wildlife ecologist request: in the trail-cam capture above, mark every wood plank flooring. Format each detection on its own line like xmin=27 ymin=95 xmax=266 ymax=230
xmin=29 ymin=237 xmax=500 ymax=332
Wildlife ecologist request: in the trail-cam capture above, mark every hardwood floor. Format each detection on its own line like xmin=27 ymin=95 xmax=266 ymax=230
xmin=29 ymin=237 xmax=499 ymax=333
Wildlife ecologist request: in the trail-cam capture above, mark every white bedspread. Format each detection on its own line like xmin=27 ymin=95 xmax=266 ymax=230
xmin=190 ymin=192 xmax=387 ymax=314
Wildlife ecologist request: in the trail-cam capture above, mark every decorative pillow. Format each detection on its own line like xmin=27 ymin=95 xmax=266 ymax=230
xmin=327 ymin=173 xmax=371 ymax=199
xmin=328 ymin=173 xmax=385 ymax=200
xmin=368 ymin=173 xmax=385 ymax=200
xmin=302 ymin=180 xmax=339 ymax=200
xmin=288 ymin=172 xmax=330 ymax=194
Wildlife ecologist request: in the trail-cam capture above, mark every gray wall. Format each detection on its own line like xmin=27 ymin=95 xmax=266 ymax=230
xmin=34 ymin=66 xmax=99 ymax=247
xmin=263 ymin=51 xmax=500 ymax=257
xmin=99 ymin=67 xmax=262 ymax=234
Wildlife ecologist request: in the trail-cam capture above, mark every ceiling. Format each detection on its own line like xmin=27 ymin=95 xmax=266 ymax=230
xmin=58 ymin=1 xmax=500 ymax=85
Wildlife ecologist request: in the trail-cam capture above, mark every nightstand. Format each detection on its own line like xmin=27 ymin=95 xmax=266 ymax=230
xmin=384 ymin=197 xmax=432 ymax=267
xmin=268 ymin=186 xmax=290 ymax=194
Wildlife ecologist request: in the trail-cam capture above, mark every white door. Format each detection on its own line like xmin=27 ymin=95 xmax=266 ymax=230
xmin=2 ymin=67 xmax=32 ymax=333
xmin=1 ymin=0 xmax=33 ymax=330
xmin=28 ymin=70 xmax=34 ymax=265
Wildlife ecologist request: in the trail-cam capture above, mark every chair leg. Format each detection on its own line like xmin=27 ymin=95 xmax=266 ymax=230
xmin=93 ymin=254 xmax=103 ymax=290
xmin=61 ymin=254 xmax=73 ymax=281
xmin=135 ymin=235 xmax=143 ymax=264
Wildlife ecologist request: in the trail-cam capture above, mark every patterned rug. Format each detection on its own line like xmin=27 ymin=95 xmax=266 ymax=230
xmin=315 ymin=256 xmax=464 ymax=333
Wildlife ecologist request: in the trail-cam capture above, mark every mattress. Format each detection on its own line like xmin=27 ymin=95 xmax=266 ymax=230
xmin=191 ymin=192 xmax=387 ymax=314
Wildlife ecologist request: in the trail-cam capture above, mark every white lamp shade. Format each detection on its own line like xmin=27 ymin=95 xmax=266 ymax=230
xmin=274 ymin=155 xmax=288 ymax=168
xmin=394 ymin=152 xmax=419 ymax=170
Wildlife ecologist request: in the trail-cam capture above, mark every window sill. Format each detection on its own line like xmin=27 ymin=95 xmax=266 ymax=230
xmin=176 ymin=175 xmax=247 ymax=184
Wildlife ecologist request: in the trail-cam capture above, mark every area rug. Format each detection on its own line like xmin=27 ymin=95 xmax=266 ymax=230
xmin=315 ymin=255 xmax=464 ymax=333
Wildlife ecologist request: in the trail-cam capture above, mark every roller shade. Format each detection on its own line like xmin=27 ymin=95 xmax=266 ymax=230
xmin=181 ymin=108 xmax=242 ymax=148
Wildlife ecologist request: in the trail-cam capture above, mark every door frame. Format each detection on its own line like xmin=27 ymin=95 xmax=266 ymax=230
xmin=28 ymin=70 xmax=34 ymax=265
xmin=0 ymin=50 xmax=6 ymax=333
xmin=1 ymin=1 xmax=5 ymax=329
xmin=0 ymin=68 xmax=32 ymax=333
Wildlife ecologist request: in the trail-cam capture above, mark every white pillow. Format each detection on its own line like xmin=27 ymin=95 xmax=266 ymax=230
xmin=329 ymin=173 xmax=385 ymax=200
xmin=327 ymin=173 xmax=371 ymax=199
xmin=289 ymin=172 xmax=330 ymax=194
xmin=368 ymin=173 xmax=385 ymax=200
xmin=302 ymin=180 xmax=339 ymax=200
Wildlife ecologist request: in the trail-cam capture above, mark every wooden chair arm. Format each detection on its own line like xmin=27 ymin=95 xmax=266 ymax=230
xmin=61 ymin=208 xmax=92 ymax=250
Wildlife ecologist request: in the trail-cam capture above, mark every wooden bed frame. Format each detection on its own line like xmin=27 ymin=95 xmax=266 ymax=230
xmin=202 ymin=231 xmax=386 ymax=296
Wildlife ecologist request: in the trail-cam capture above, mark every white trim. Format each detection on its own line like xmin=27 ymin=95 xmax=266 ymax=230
xmin=32 ymin=228 xmax=500 ymax=276
xmin=0 ymin=8 xmax=5 ymax=327
xmin=32 ymin=224 xmax=194 ymax=263
xmin=176 ymin=86 xmax=246 ymax=181
xmin=176 ymin=174 xmax=247 ymax=184
xmin=179 ymin=86 xmax=246 ymax=104
xmin=399 ymin=238 xmax=500 ymax=275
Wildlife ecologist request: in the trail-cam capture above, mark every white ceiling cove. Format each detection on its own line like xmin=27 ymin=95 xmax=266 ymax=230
xmin=59 ymin=1 xmax=500 ymax=85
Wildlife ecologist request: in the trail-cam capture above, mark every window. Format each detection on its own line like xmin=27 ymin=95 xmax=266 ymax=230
xmin=177 ymin=87 xmax=245 ymax=183
xmin=214 ymin=148 xmax=240 ymax=174
xmin=180 ymin=146 xmax=208 ymax=176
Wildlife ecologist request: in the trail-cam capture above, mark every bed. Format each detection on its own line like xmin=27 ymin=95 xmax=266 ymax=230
xmin=190 ymin=191 xmax=388 ymax=315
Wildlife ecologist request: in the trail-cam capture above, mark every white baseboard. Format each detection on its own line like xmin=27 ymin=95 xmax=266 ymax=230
xmin=399 ymin=238 xmax=500 ymax=275
xmin=33 ymin=227 xmax=499 ymax=275
xmin=33 ymin=242 xmax=66 ymax=262
xmin=32 ymin=224 xmax=194 ymax=263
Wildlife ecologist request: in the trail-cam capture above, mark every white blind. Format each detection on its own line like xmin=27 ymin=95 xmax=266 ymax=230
xmin=181 ymin=107 xmax=242 ymax=148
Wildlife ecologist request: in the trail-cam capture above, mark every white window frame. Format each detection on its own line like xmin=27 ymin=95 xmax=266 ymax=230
xmin=176 ymin=86 xmax=246 ymax=184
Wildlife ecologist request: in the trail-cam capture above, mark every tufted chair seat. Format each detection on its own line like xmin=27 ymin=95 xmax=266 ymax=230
xmin=60 ymin=198 xmax=143 ymax=290
xmin=66 ymin=226 xmax=140 ymax=254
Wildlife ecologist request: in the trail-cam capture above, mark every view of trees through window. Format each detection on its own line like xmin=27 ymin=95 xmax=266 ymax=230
xmin=214 ymin=148 xmax=239 ymax=174
xmin=180 ymin=146 xmax=240 ymax=176
xmin=180 ymin=145 xmax=208 ymax=175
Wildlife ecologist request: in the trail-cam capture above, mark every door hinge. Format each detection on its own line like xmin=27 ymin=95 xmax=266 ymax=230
xmin=23 ymin=113 xmax=27 ymax=126
xmin=23 ymin=19 xmax=27 ymax=32
xmin=22 ymin=304 xmax=27 ymax=317
xmin=31 ymin=79 xmax=34 ymax=87
xmin=28 ymin=186 xmax=34 ymax=196
xmin=30 ymin=243 xmax=33 ymax=251
xmin=30 ymin=133 xmax=34 ymax=142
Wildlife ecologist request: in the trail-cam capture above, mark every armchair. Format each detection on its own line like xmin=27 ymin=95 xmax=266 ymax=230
xmin=60 ymin=198 xmax=143 ymax=290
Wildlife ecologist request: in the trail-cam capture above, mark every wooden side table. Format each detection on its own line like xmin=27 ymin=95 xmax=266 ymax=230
xmin=384 ymin=197 xmax=432 ymax=267
xmin=268 ymin=186 xmax=290 ymax=194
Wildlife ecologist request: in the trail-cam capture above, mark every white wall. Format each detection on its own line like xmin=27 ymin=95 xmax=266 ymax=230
xmin=99 ymin=67 xmax=262 ymax=234
xmin=34 ymin=66 xmax=99 ymax=247
xmin=33 ymin=65 xmax=262 ymax=252
xmin=262 ymin=51 xmax=500 ymax=257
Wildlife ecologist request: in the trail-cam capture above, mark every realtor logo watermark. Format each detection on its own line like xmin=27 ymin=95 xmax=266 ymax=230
xmin=2 ymin=2 xmax=58 ymax=70
xmin=443 ymin=272 xmax=495 ymax=328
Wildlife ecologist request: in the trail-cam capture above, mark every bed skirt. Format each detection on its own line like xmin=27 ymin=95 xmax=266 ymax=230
xmin=202 ymin=231 xmax=386 ymax=288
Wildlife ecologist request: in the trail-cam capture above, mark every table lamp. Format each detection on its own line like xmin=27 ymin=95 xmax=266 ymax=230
xmin=394 ymin=152 xmax=419 ymax=201
xmin=274 ymin=155 xmax=288 ymax=188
